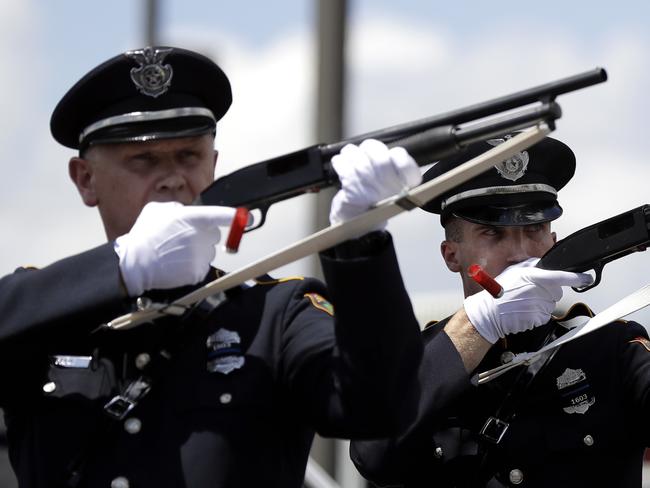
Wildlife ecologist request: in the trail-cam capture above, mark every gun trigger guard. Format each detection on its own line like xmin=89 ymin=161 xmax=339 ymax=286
xmin=572 ymin=263 xmax=603 ymax=293
xmin=244 ymin=205 xmax=269 ymax=233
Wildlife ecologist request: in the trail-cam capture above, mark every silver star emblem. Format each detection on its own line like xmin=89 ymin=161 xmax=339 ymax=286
xmin=125 ymin=47 xmax=174 ymax=98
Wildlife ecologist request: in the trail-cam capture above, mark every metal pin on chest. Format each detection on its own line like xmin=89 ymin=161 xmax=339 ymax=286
xmin=509 ymin=468 xmax=524 ymax=485
xmin=135 ymin=353 xmax=151 ymax=370
xmin=124 ymin=417 xmax=142 ymax=435
xmin=111 ymin=476 xmax=130 ymax=488
xmin=500 ymin=351 xmax=515 ymax=365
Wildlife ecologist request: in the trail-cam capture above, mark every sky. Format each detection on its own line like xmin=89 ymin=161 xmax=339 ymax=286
xmin=0 ymin=0 xmax=648 ymax=325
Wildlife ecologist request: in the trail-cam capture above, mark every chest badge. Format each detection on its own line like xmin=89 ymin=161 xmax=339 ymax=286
xmin=556 ymin=367 xmax=595 ymax=415
xmin=206 ymin=328 xmax=245 ymax=375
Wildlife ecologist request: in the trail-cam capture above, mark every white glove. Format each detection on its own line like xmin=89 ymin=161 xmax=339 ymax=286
xmin=463 ymin=258 xmax=594 ymax=344
xmin=114 ymin=201 xmax=236 ymax=296
xmin=329 ymin=139 xmax=422 ymax=231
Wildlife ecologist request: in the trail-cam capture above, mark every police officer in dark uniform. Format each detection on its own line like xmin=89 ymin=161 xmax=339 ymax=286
xmin=0 ymin=46 xmax=432 ymax=488
xmin=351 ymin=136 xmax=650 ymax=487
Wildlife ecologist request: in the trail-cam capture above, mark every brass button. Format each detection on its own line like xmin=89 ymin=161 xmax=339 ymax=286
xmin=110 ymin=476 xmax=130 ymax=488
xmin=124 ymin=418 xmax=142 ymax=435
xmin=500 ymin=351 xmax=515 ymax=364
xmin=509 ymin=468 xmax=524 ymax=485
xmin=583 ymin=434 xmax=594 ymax=446
xmin=42 ymin=382 xmax=57 ymax=394
xmin=433 ymin=446 xmax=443 ymax=459
xmin=135 ymin=353 xmax=151 ymax=370
xmin=219 ymin=393 xmax=232 ymax=404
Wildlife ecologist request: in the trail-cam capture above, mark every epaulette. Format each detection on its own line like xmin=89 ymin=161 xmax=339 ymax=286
xmin=304 ymin=292 xmax=334 ymax=316
xmin=253 ymin=275 xmax=305 ymax=286
xmin=250 ymin=275 xmax=332 ymax=315
xmin=423 ymin=320 xmax=440 ymax=331
xmin=629 ymin=336 xmax=650 ymax=351
xmin=555 ymin=301 xmax=630 ymax=325
xmin=554 ymin=302 xmax=595 ymax=322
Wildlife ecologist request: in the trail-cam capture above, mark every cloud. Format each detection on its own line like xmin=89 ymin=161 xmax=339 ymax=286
xmin=172 ymin=12 xmax=650 ymax=324
xmin=348 ymin=12 xmax=650 ymax=323
xmin=0 ymin=1 xmax=39 ymax=153
xmin=0 ymin=21 xmax=319 ymax=278
xmin=0 ymin=2 xmax=36 ymax=81
xmin=1 ymin=6 xmax=648 ymax=325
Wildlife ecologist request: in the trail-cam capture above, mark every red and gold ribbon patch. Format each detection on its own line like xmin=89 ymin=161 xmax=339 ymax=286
xmin=304 ymin=293 xmax=334 ymax=316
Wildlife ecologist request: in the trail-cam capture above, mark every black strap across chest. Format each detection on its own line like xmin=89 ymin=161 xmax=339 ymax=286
xmin=472 ymin=324 xmax=564 ymax=486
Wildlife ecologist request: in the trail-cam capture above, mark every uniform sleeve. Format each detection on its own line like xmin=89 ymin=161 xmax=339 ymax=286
xmin=0 ymin=243 xmax=129 ymax=354
xmin=280 ymin=232 xmax=423 ymax=439
xmin=350 ymin=324 xmax=473 ymax=486
xmin=618 ymin=320 xmax=650 ymax=443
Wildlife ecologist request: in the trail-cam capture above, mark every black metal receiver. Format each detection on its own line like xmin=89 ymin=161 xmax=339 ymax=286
xmin=197 ymin=68 xmax=607 ymax=231
xmin=538 ymin=205 xmax=650 ymax=291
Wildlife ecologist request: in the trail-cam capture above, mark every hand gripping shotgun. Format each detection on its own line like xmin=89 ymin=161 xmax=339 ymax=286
xmin=478 ymin=205 xmax=650 ymax=384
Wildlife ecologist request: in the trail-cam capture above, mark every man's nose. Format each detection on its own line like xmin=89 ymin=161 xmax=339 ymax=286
xmin=155 ymin=170 xmax=186 ymax=193
xmin=505 ymin=234 xmax=530 ymax=265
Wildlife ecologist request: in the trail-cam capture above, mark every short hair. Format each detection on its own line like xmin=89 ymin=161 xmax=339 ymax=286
xmin=444 ymin=216 xmax=464 ymax=243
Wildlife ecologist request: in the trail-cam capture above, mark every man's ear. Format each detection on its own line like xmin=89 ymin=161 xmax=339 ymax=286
xmin=68 ymin=157 xmax=98 ymax=207
xmin=551 ymin=231 xmax=557 ymax=244
xmin=441 ymin=240 xmax=461 ymax=273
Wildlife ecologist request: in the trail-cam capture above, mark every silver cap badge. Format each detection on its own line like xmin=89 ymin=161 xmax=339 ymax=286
xmin=488 ymin=135 xmax=529 ymax=181
xmin=125 ymin=47 xmax=174 ymax=98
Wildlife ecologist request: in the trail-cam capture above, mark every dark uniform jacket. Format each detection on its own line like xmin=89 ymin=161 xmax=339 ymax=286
xmin=0 ymin=234 xmax=422 ymax=487
xmin=352 ymin=304 xmax=650 ymax=488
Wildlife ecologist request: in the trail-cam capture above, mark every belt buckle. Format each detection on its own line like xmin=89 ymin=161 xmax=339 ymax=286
xmin=104 ymin=395 xmax=136 ymax=420
xmin=479 ymin=416 xmax=510 ymax=444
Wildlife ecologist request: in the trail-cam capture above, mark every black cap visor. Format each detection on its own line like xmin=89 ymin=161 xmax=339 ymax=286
xmin=81 ymin=115 xmax=216 ymax=151
xmin=450 ymin=199 xmax=563 ymax=226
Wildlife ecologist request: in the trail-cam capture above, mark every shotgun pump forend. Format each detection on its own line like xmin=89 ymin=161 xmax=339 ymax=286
xmin=537 ymin=204 xmax=650 ymax=292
